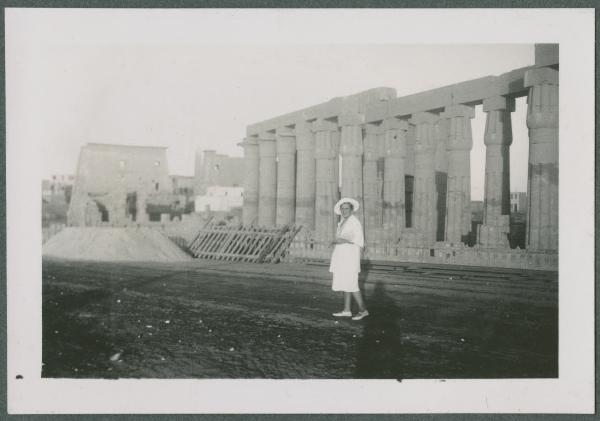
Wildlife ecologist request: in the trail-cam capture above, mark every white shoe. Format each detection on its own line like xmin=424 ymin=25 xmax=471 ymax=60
xmin=332 ymin=311 xmax=352 ymax=317
xmin=352 ymin=310 xmax=369 ymax=321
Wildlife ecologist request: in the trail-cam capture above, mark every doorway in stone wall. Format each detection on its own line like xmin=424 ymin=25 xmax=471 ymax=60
xmin=94 ymin=200 xmax=109 ymax=223
xmin=126 ymin=192 xmax=137 ymax=222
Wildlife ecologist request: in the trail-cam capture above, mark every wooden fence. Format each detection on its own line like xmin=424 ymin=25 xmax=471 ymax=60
xmin=188 ymin=224 xmax=302 ymax=263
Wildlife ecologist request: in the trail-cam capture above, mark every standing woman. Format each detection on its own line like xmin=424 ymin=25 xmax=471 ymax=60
xmin=329 ymin=197 xmax=369 ymax=320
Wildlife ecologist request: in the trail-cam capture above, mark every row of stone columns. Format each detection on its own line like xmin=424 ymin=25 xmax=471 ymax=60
xmin=240 ymin=67 xmax=558 ymax=252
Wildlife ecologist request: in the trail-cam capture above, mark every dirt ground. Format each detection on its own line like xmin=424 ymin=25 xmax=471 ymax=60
xmin=42 ymin=259 xmax=558 ymax=379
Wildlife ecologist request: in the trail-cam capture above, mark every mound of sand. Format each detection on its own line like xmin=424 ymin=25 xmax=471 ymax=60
xmin=42 ymin=227 xmax=193 ymax=262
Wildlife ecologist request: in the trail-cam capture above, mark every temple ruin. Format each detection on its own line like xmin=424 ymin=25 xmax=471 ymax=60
xmin=239 ymin=44 xmax=558 ymax=270
xmin=67 ymin=143 xmax=180 ymax=226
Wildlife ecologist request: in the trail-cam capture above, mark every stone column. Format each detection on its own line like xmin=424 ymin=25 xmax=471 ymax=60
xmin=313 ymin=119 xmax=340 ymax=246
xmin=339 ymin=113 xmax=364 ymax=221
xmin=275 ymin=127 xmax=296 ymax=226
xmin=382 ymin=118 xmax=408 ymax=245
xmin=294 ymin=121 xmax=316 ymax=231
xmin=433 ymin=118 xmax=449 ymax=241
xmin=404 ymin=124 xmax=416 ymax=229
xmin=478 ymin=96 xmax=515 ymax=248
xmin=524 ymin=67 xmax=558 ymax=251
xmin=442 ymin=104 xmax=475 ymax=244
xmin=409 ymin=112 xmax=439 ymax=244
xmin=257 ymin=132 xmax=277 ymax=227
xmin=405 ymin=124 xmax=416 ymax=177
xmin=363 ymin=123 xmax=383 ymax=245
xmin=239 ymin=137 xmax=259 ymax=226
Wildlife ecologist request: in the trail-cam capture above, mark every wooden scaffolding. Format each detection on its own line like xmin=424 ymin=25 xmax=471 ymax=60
xmin=188 ymin=224 xmax=302 ymax=263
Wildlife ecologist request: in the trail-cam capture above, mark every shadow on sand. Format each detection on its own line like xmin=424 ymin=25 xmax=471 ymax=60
xmin=355 ymin=267 xmax=404 ymax=379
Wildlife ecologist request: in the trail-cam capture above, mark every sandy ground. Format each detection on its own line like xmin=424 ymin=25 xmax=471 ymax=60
xmin=42 ymin=259 xmax=557 ymax=379
xmin=42 ymin=227 xmax=192 ymax=262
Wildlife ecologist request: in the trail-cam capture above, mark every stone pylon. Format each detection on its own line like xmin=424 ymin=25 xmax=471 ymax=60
xmin=524 ymin=67 xmax=558 ymax=251
xmin=382 ymin=118 xmax=408 ymax=245
xmin=294 ymin=121 xmax=316 ymax=231
xmin=433 ymin=118 xmax=449 ymax=242
xmin=197 ymin=150 xmax=217 ymax=196
xmin=478 ymin=96 xmax=514 ymax=248
xmin=442 ymin=104 xmax=475 ymax=244
xmin=239 ymin=137 xmax=259 ymax=226
xmin=257 ymin=132 xmax=277 ymax=227
xmin=339 ymin=113 xmax=364 ymax=222
xmin=362 ymin=123 xmax=383 ymax=246
xmin=410 ymin=112 xmax=439 ymax=245
xmin=313 ymin=119 xmax=340 ymax=247
xmin=275 ymin=127 xmax=296 ymax=226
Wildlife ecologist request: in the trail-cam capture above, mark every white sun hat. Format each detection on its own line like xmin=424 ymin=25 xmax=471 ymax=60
xmin=334 ymin=197 xmax=360 ymax=215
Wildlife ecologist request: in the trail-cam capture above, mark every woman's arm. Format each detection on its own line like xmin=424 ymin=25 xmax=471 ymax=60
xmin=334 ymin=237 xmax=352 ymax=244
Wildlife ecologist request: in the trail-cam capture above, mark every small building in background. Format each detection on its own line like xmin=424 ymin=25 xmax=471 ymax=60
xmin=194 ymin=186 xmax=243 ymax=213
xmin=50 ymin=174 xmax=75 ymax=194
xmin=42 ymin=174 xmax=75 ymax=229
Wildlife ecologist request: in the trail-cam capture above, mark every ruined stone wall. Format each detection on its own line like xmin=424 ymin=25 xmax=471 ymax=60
xmin=67 ymin=143 xmax=172 ymax=226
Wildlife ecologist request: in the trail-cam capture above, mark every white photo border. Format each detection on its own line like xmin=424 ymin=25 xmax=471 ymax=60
xmin=5 ymin=7 xmax=595 ymax=414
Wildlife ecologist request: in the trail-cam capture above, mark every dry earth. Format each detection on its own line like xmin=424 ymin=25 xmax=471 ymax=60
xmin=42 ymin=259 xmax=558 ymax=379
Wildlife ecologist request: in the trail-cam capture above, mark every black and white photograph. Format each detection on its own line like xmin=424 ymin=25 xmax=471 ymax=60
xmin=5 ymin=7 xmax=595 ymax=414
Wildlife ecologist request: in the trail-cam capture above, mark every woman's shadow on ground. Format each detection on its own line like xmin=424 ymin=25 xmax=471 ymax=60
xmin=355 ymin=263 xmax=404 ymax=380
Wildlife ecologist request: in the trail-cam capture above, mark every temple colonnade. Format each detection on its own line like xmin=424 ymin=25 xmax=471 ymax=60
xmin=239 ymin=45 xmax=558 ymax=269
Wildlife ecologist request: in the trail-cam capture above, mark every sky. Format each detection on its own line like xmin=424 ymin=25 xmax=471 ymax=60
xmin=7 ymin=9 xmax=535 ymax=200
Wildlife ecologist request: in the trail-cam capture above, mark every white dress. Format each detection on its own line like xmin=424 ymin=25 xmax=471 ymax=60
xmin=329 ymin=214 xmax=364 ymax=292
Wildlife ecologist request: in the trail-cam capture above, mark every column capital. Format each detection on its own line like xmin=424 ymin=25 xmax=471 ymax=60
xmin=258 ymin=131 xmax=276 ymax=141
xmin=295 ymin=129 xmax=315 ymax=152
xmin=338 ymin=113 xmax=365 ymax=127
xmin=363 ymin=135 xmax=379 ymax=160
xmin=483 ymin=96 xmax=516 ymax=113
xmin=340 ymin=132 xmax=363 ymax=157
xmin=276 ymin=126 xmax=295 ymax=137
xmin=276 ymin=133 xmax=296 ymax=155
xmin=526 ymin=75 xmax=558 ymax=131
xmin=484 ymin=107 xmax=513 ymax=147
xmin=433 ymin=118 xmax=449 ymax=142
xmin=441 ymin=104 xmax=475 ymax=119
xmin=382 ymin=118 xmax=409 ymax=131
xmin=312 ymin=118 xmax=338 ymax=133
xmin=364 ymin=124 xmax=381 ymax=161
xmin=409 ymin=111 xmax=440 ymax=125
xmin=365 ymin=123 xmax=383 ymax=135
xmin=258 ymin=135 xmax=277 ymax=158
xmin=237 ymin=137 xmax=259 ymax=148
xmin=384 ymin=127 xmax=407 ymax=158
xmin=314 ymin=136 xmax=339 ymax=159
xmin=524 ymin=67 xmax=559 ymax=87
xmin=294 ymin=121 xmax=313 ymax=135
